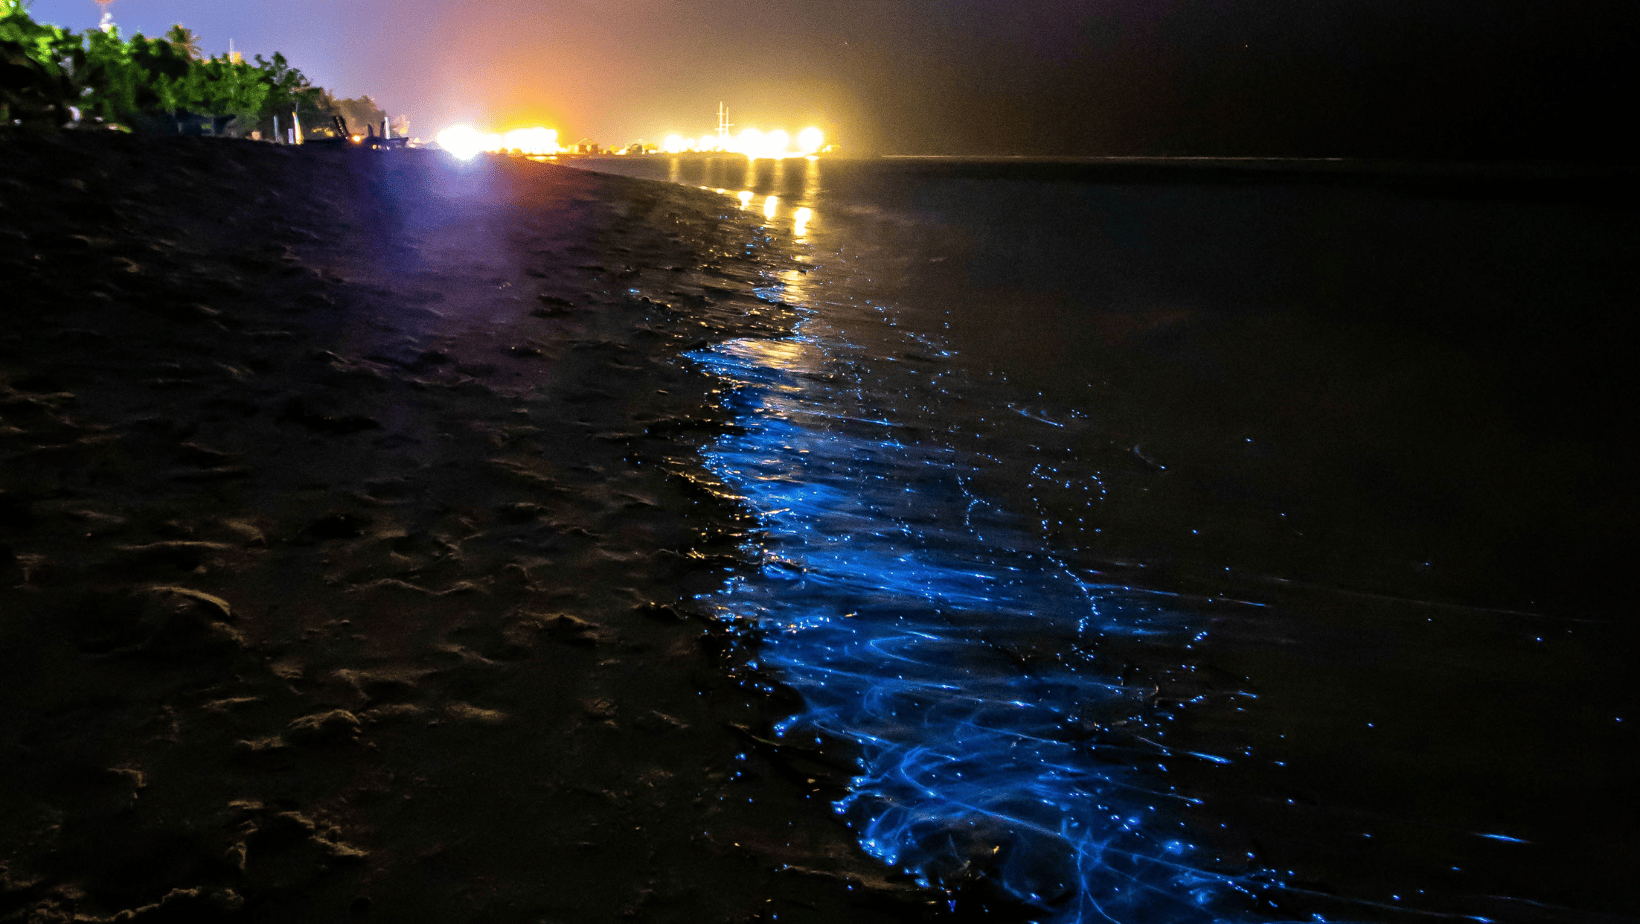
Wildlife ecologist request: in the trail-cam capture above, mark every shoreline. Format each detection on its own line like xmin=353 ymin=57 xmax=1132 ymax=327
xmin=563 ymin=141 xmax=1636 ymax=922
xmin=565 ymin=151 xmax=1640 ymax=206
xmin=0 ymin=131 xmax=923 ymax=922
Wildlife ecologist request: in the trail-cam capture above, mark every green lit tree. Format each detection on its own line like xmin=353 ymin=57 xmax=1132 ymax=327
xmin=76 ymin=26 xmax=188 ymax=128
xmin=163 ymin=23 xmax=200 ymax=60
xmin=1 ymin=0 xmax=84 ymax=126
xmin=250 ymin=50 xmax=325 ymax=136
xmin=3 ymin=1 xmax=366 ymax=138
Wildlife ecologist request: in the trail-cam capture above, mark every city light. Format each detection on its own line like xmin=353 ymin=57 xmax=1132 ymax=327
xmin=798 ymin=127 xmax=825 ymax=155
xmin=435 ymin=124 xmax=495 ymax=160
xmin=438 ymin=117 xmax=825 ymax=160
xmin=654 ymin=124 xmax=827 ymax=158
xmin=502 ymin=127 xmax=559 ymax=154
xmin=436 ymin=124 xmax=559 ymax=159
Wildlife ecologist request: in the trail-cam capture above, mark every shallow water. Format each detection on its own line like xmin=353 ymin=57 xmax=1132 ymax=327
xmin=572 ymin=154 xmax=1637 ymax=921
xmin=686 ymin=296 xmax=1283 ymax=922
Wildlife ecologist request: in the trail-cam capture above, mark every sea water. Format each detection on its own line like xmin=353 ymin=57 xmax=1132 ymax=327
xmin=568 ymin=155 xmax=1636 ymax=922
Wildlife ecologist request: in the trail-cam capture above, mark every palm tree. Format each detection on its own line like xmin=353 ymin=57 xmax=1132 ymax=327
xmin=164 ymin=23 xmax=200 ymax=59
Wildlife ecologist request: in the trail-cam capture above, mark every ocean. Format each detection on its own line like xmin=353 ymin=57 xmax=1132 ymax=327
xmin=565 ymin=154 xmax=1636 ymax=922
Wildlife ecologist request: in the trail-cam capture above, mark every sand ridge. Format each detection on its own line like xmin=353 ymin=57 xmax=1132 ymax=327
xmin=0 ymin=131 xmax=925 ymax=922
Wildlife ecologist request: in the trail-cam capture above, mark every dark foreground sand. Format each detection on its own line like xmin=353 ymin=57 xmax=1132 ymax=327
xmin=0 ymin=131 xmax=926 ymax=923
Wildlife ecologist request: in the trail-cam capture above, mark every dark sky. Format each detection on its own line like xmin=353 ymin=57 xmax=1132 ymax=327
xmin=30 ymin=0 xmax=1639 ymax=157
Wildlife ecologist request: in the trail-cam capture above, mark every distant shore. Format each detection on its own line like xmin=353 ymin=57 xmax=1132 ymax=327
xmin=0 ymin=131 xmax=924 ymax=923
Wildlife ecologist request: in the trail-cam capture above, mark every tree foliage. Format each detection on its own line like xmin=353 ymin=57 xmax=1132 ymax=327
xmin=68 ymin=25 xmax=273 ymax=130
xmin=334 ymin=95 xmax=387 ymax=134
xmin=2 ymin=1 xmax=342 ymax=135
xmin=163 ymin=24 xmax=200 ymax=60
xmin=1 ymin=0 xmax=84 ymax=126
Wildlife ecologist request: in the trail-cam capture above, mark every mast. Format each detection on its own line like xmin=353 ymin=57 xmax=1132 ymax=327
xmin=717 ymin=102 xmax=732 ymax=147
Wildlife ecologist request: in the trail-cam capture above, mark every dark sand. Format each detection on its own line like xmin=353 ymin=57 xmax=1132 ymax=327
xmin=0 ymin=131 xmax=927 ymax=922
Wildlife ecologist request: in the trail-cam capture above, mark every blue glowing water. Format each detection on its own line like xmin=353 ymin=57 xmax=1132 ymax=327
xmin=687 ymin=292 xmax=1279 ymax=921
xmin=569 ymin=154 xmax=1634 ymax=923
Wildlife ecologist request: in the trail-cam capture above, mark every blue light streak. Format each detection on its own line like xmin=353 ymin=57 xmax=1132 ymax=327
xmin=689 ymin=286 xmax=1286 ymax=922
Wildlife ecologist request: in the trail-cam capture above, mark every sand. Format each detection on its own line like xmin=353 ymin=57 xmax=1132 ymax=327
xmin=0 ymin=130 xmax=926 ymax=923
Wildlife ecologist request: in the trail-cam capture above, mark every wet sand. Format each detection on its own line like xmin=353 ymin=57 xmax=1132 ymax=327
xmin=544 ymin=153 xmax=1639 ymax=922
xmin=0 ymin=132 xmax=926 ymax=922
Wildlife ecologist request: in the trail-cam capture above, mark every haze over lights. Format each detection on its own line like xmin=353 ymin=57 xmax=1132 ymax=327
xmin=503 ymin=127 xmax=560 ymax=155
xmin=435 ymin=125 xmax=560 ymax=160
xmin=437 ymin=120 xmax=820 ymax=160
xmin=436 ymin=125 xmax=494 ymax=160
xmin=663 ymin=126 xmax=826 ymax=158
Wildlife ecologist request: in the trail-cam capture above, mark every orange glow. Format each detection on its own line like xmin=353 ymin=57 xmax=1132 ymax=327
xmin=793 ymin=206 xmax=812 ymax=237
xmin=798 ymin=127 xmax=825 ymax=155
xmin=763 ymin=195 xmax=779 ymax=219
xmin=671 ymin=122 xmax=828 ymax=159
xmin=437 ymin=125 xmax=496 ymax=159
xmin=438 ymin=124 xmax=560 ymax=159
xmin=737 ymin=190 xmax=754 ymax=209
xmin=502 ymin=127 xmax=559 ymax=154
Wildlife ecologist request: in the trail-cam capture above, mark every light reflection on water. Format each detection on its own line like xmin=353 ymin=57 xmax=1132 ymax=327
xmin=668 ymin=154 xmax=823 ymax=207
xmin=567 ymin=151 xmax=1632 ymax=921
xmin=690 ymin=284 xmax=1281 ymax=921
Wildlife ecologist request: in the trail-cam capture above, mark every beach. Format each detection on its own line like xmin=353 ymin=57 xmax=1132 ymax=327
xmin=4 ymin=132 xmax=1635 ymax=924
xmin=0 ymin=131 xmax=924 ymax=923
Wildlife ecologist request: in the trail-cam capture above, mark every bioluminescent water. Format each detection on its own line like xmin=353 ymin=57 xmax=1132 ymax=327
xmin=689 ymin=280 xmax=1287 ymax=922
xmin=569 ymin=156 xmax=1637 ymax=923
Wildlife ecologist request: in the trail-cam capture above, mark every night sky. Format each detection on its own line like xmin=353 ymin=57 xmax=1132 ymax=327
xmin=28 ymin=0 xmax=1639 ymax=158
